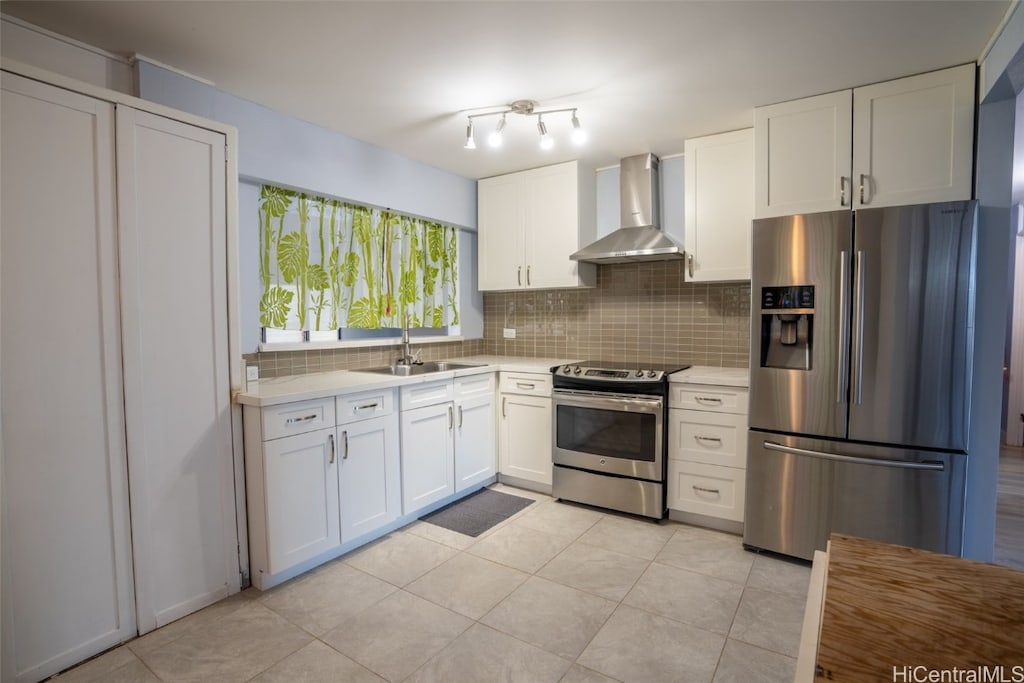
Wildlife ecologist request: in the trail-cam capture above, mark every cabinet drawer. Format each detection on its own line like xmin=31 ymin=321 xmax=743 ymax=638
xmin=262 ymin=397 xmax=336 ymax=440
xmin=499 ymin=372 xmax=552 ymax=397
xmin=337 ymin=388 xmax=396 ymax=425
xmin=667 ymin=461 xmax=745 ymax=522
xmin=668 ymin=409 xmax=747 ymax=469
xmin=670 ymin=385 xmax=748 ymax=414
xmin=455 ymin=372 xmax=495 ymax=398
xmin=400 ymin=379 xmax=454 ymax=409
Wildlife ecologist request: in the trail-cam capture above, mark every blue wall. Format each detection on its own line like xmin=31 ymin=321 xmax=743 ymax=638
xmin=136 ymin=62 xmax=481 ymax=352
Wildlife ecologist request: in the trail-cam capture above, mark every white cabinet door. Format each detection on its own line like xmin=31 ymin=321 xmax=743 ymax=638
xmin=499 ymin=394 xmax=553 ymax=485
xmin=400 ymin=403 xmax=456 ymax=513
xmin=263 ymin=429 xmax=341 ymax=576
xmin=477 ymin=173 xmax=523 ymax=290
xmin=524 ymin=162 xmax=589 ymax=289
xmin=684 ymin=128 xmax=754 ymax=281
xmin=1 ymin=72 xmax=136 ymax=683
xmin=754 ymin=90 xmax=853 ymax=218
xmin=338 ymin=414 xmax=401 ymax=542
xmin=852 ymin=63 xmax=975 ymax=208
xmin=455 ymin=393 xmax=497 ymax=492
xmin=116 ymin=106 xmax=238 ymax=633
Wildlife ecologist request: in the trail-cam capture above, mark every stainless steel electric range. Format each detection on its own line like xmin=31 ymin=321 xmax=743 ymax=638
xmin=550 ymin=360 xmax=690 ymax=519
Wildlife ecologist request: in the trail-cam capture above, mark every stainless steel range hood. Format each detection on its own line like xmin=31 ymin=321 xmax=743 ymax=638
xmin=571 ymin=153 xmax=685 ymax=264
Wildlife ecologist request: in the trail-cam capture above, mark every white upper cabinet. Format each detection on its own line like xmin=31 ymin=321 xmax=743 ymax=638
xmin=684 ymin=128 xmax=754 ymax=281
xmin=755 ymin=64 xmax=975 ymax=218
xmin=852 ymin=63 xmax=975 ymax=209
xmin=754 ymin=90 xmax=853 ymax=218
xmin=478 ymin=160 xmax=596 ymax=291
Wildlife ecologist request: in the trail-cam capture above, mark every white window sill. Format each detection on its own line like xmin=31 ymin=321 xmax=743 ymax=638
xmin=258 ymin=335 xmax=467 ymax=353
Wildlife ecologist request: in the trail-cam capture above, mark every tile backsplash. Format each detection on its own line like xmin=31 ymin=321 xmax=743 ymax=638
xmin=482 ymin=261 xmax=750 ymax=367
xmin=246 ymin=261 xmax=750 ymax=378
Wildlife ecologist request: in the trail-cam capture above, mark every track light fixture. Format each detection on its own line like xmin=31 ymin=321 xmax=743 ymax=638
xmin=462 ymin=100 xmax=586 ymax=152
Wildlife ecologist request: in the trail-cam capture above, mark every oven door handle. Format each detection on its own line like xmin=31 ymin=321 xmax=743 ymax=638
xmin=552 ymin=388 xmax=663 ymax=413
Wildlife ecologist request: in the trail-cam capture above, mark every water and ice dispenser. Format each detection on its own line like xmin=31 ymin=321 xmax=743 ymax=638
xmin=759 ymin=286 xmax=814 ymax=370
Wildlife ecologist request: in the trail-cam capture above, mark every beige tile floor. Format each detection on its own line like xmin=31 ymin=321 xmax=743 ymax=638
xmin=54 ymin=484 xmax=809 ymax=683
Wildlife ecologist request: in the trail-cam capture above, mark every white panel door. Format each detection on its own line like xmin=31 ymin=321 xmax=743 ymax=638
xmin=400 ymin=403 xmax=455 ymax=513
xmin=852 ymin=63 xmax=975 ymax=208
xmin=115 ymin=107 xmax=238 ymax=633
xmin=498 ymin=394 xmax=552 ymax=485
xmin=477 ymin=174 xmax=523 ymax=290
xmin=263 ymin=429 xmax=340 ymax=573
xmin=754 ymin=90 xmax=853 ymax=218
xmin=454 ymin=393 xmax=497 ymax=492
xmin=684 ymin=128 xmax=754 ymax=281
xmin=1 ymin=73 xmax=136 ymax=683
xmin=524 ymin=162 xmax=580 ymax=289
xmin=338 ymin=415 xmax=401 ymax=542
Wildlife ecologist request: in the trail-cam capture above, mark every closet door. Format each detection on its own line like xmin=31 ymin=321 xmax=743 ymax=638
xmin=1 ymin=72 xmax=136 ymax=683
xmin=115 ymin=106 xmax=239 ymax=633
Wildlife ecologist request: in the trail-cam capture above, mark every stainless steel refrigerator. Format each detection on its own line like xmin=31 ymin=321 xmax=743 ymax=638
xmin=745 ymin=201 xmax=976 ymax=561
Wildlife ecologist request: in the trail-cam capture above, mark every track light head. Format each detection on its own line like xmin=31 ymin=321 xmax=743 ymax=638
xmin=571 ymin=111 xmax=587 ymax=145
xmin=537 ymin=117 xmax=553 ymax=150
xmin=488 ymin=115 xmax=506 ymax=148
xmin=464 ymin=120 xmax=476 ymax=150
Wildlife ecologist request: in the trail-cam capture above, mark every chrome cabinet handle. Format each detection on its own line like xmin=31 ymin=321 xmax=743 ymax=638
xmin=458 ymin=405 xmax=464 ymax=428
xmin=839 ymin=176 xmax=848 ymax=206
xmin=286 ymin=413 xmax=318 ymax=424
xmin=328 ymin=433 xmax=335 ymax=464
xmin=517 ymin=266 xmax=522 ymax=286
xmin=837 ymin=250 xmax=850 ymax=404
xmin=342 ymin=430 xmax=349 ymax=459
xmin=694 ymin=396 xmax=722 ymax=405
xmin=356 ymin=402 xmax=379 ymax=411
xmin=526 ymin=265 xmax=531 ymax=286
xmin=692 ymin=485 xmax=720 ymax=495
xmin=694 ymin=435 xmax=722 ymax=445
xmin=516 ymin=382 xmax=535 ymax=390
xmin=448 ymin=405 xmax=454 ymax=430
xmin=687 ymin=253 xmax=694 ymax=278
xmin=859 ymin=173 xmax=867 ymax=204
xmin=502 ymin=396 xmax=507 ymax=418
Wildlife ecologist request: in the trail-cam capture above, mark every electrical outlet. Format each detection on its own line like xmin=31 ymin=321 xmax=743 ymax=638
xmin=246 ymin=366 xmax=259 ymax=382
xmin=503 ymin=328 xmax=516 ymax=339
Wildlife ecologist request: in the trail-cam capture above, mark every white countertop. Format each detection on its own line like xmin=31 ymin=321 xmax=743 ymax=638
xmin=237 ymin=355 xmax=581 ymax=407
xmin=669 ymin=365 xmax=750 ymax=388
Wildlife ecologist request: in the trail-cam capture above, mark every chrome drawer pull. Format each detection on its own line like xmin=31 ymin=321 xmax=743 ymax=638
xmin=694 ymin=396 xmax=723 ymax=405
xmin=692 ymin=485 xmax=720 ymax=495
xmin=286 ymin=413 xmax=319 ymax=424
xmin=516 ymin=382 xmax=536 ymax=390
xmin=355 ymin=402 xmax=379 ymax=410
xmin=694 ymin=435 xmax=722 ymax=445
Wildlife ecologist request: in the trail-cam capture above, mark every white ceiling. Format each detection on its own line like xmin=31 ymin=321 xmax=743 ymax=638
xmin=1 ymin=1 xmax=1011 ymax=180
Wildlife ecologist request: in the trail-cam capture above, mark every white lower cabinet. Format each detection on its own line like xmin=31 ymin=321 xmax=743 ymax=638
xmin=400 ymin=402 xmax=456 ymax=513
xmin=667 ymin=373 xmax=749 ymax=528
xmin=497 ymin=372 xmax=554 ymax=487
xmin=263 ymin=428 xmax=340 ymax=574
xmin=338 ymin=414 xmax=401 ymax=541
xmin=455 ymin=378 xmax=497 ymax=492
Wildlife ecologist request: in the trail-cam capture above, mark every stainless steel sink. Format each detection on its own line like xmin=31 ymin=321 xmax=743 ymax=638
xmin=355 ymin=360 xmax=487 ymax=376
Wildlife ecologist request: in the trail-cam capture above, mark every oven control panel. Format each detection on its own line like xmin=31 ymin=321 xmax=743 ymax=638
xmin=558 ymin=364 xmax=666 ymax=382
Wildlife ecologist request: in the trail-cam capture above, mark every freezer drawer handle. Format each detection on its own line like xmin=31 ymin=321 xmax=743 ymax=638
xmin=695 ymin=396 xmax=723 ymax=406
xmin=692 ymin=485 xmax=720 ymax=495
xmin=763 ymin=441 xmax=945 ymax=471
xmin=694 ymin=435 xmax=723 ymax=445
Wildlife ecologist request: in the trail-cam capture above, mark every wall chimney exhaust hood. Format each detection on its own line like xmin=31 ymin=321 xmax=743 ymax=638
xmin=571 ymin=153 xmax=685 ymax=264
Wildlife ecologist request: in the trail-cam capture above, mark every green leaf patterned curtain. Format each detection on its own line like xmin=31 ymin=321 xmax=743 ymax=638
xmin=258 ymin=184 xmax=459 ymax=337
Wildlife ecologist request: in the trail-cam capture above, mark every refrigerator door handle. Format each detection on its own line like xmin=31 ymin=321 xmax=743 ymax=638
xmin=763 ymin=441 xmax=945 ymax=471
xmin=852 ymin=250 xmax=866 ymax=405
xmin=837 ymin=250 xmax=850 ymax=403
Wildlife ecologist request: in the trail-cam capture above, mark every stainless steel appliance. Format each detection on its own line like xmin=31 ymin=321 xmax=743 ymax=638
xmin=746 ymin=201 xmax=977 ymax=561
xmin=551 ymin=361 xmax=689 ymax=518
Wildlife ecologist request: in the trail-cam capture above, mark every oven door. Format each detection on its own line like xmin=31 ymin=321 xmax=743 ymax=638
xmin=552 ymin=388 xmax=664 ymax=481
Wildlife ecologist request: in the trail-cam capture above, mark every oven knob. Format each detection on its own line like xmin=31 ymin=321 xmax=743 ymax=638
xmin=635 ymin=370 xmax=644 ymax=377
xmin=573 ymin=366 xmax=582 ymax=375
xmin=562 ymin=365 xmax=572 ymax=374
xmin=647 ymin=370 xmax=657 ymax=378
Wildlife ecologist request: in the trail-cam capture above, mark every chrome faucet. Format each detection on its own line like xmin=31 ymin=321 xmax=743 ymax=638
xmin=398 ymin=312 xmax=422 ymax=365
